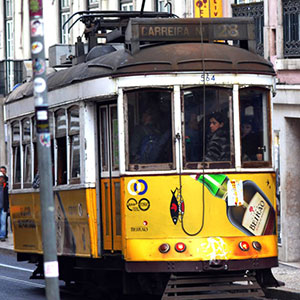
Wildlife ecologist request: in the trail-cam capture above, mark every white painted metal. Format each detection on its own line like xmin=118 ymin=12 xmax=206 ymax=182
xmin=233 ymin=85 xmax=241 ymax=170
xmin=173 ymin=85 xmax=182 ymax=173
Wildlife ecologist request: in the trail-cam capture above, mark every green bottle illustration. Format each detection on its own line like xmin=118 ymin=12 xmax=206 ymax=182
xmin=193 ymin=174 xmax=276 ymax=236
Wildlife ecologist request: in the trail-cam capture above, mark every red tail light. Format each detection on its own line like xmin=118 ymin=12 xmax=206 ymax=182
xmin=175 ymin=242 xmax=186 ymax=253
xmin=239 ymin=241 xmax=250 ymax=251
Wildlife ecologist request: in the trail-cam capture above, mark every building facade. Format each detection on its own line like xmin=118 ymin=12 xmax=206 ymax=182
xmin=0 ymin=0 xmax=300 ymax=262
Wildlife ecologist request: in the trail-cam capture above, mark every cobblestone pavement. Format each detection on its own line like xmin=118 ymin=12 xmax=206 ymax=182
xmin=272 ymin=262 xmax=300 ymax=291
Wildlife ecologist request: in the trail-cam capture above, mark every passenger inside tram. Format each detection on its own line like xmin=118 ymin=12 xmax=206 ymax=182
xmin=204 ymin=112 xmax=230 ymax=162
xmin=128 ymin=90 xmax=172 ymax=165
xmin=241 ymin=117 xmax=263 ymax=161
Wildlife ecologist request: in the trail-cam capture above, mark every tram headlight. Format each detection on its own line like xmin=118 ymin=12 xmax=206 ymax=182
xmin=159 ymin=243 xmax=170 ymax=253
xmin=175 ymin=242 xmax=186 ymax=253
xmin=239 ymin=241 xmax=250 ymax=251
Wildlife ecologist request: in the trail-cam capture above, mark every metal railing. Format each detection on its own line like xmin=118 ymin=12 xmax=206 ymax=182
xmin=283 ymin=0 xmax=300 ymax=57
xmin=232 ymin=2 xmax=264 ymax=56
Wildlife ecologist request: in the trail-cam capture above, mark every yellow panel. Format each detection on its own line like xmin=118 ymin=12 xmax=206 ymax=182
xmin=101 ymin=179 xmax=112 ymax=250
xmin=11 ymin=189 xmax=95 ymax=257
xmin=111 ymin=178 xmax=122 ymax=250
xmin=195 ymin=0 xmax=223 ymax=18
xmin=85 ymin=188 xmax=98 ymax=257
xmin=10 ymin=192 xmax=42 ymax=253
xmin=125 ymin=235 xmax=277 ymax=261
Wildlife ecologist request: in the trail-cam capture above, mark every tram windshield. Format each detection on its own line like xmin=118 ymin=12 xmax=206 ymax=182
xmin=127 ymin=89 xmax=173 ymax=169
xmin=183 ymin=87 xmax=233 ymax=169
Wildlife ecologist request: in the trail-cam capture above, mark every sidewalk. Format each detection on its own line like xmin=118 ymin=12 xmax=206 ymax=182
xmin=0 ymin=235 xmax=299 ymax=299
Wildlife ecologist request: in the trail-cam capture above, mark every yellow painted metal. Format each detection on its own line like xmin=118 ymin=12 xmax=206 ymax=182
xmin=101 ymin=178 xmax=112 ymax=250
xmin=11 ymin=189 xmax=96 ymax=257
xmin=85 ymin=189 xmax=98 ymax=257
xmin=101 ymin=178 xmax=122 ymax=251
xmin=122 ymin=173 xmax=277 ymax=261
xmin=125 ymin=235 xmax=277 ymax=261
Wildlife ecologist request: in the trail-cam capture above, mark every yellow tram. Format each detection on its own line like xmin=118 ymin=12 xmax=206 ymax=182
xmin=5 ymin=11 xmax=279 ymax=298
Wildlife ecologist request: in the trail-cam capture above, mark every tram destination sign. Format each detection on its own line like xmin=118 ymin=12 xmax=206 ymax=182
xmin=125 ymin=17 xmax=256 ymax=54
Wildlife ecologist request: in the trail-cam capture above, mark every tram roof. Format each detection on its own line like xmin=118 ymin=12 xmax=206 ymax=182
xmin=6 ymin=42 xmax=275 ymax=103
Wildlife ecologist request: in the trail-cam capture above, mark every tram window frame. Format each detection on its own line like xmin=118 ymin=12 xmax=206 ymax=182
xmin=11 ymin=121 xmax=21 ymax=189
xmin=22 ymin=118 xmax=32 ymax=188
xmin=55 ymin=109 xmax=68 ymax=185
xmin=125 ymin=88 xmax=175 ymax=171
xmin=182 ymin=87 xmax=234 ymax=170
xmin=239 ymin=87 xmax=272 ymax=168
xmin=68 ymin=106 xmax=80 ymax=184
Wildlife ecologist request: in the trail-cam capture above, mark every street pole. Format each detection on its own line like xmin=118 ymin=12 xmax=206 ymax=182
xmin=28 ymin=1 xmax=60 ymax=299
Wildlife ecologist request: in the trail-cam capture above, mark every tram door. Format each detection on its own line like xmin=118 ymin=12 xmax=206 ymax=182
xmin=98 ymin=104 xmax=121 ymax=251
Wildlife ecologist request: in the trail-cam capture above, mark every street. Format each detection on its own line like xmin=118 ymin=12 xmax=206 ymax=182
xmin=0 ymin=250 xmax=283 ymax=300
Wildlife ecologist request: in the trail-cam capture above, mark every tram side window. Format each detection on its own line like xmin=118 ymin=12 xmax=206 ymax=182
xmin=12 ymin=121 xmax=21 ymax=188
xmin=68 ymin=106 xmax=80 ymax=182
xmin=22 ymin=118 xmax=32 ymax=188
xmin=240 ymin=88 xmax=270 ymax=165
xmin=55 ymin=109 xmax=67 ymax=185
xmin=126 ymin=89 xmax=173 ymax=169
xmin=183 ymin=87 xmax=233 ymax=168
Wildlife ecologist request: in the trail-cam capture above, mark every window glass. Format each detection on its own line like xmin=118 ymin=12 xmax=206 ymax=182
xmin=68 ymin=106 xmax=80 ymax=133
xmin=240 ymin=89 xmax=270 ymax=164
xmin=100 ymin=107 xmax=109 ymax=172
xmin=12 ymin=121 xmax=21 ymax=185
xmin=127 ymin=90 xmax=173 ymax=167
xmin=121 ymin=2 xmax=133 ymax=11
xmin=55 ymin=109 xmax=67 ymax=184
xmin=70 ymin=135 xmax=80 ymax=179
xmin=22 ymin=119 xmax=31 ymax=184
xmin=68 ymin=106 xmax=80 ymax=180
xmin=183 ymin=87 xmax=232 ymax=168
xmin=56 ymin=109 xmax=67 ymax=137
xmin=110 ymin=106 xmax=119 ymax=171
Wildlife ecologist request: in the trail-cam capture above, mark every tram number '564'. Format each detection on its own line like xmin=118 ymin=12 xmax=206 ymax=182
xmin=200 ymin=74 xmax=215 ymax=82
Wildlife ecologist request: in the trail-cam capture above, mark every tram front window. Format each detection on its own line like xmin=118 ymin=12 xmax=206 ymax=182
xmin=127 ymin=89 xmax=173 ymax=169
xmin=183 ymin=87 xmax=233 ymax=168
xmin=240 ymin=88 xmax=271 ymax=166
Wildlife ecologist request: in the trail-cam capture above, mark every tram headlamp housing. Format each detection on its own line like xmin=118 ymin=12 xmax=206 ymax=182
xmin=159 ymin=243 xmax=170 ymax=253
xmin=252 ymin=241 xmax=262 ymax=251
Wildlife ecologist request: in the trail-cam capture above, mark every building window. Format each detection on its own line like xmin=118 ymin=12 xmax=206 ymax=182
xmin=60 ymin=0 xmax=71 ymax=44
xmin=68 ymin=106 xmax=80 ymax=182
xmin=156 ymin=0 xmax=171 ymax=12
xmin=87 ymin=0 xmax=99 ymax=10
xmin=5 ymin=0 xmax=14 ymax=93
xmin=120 ymin=1 xmax=133 ymax=11
xmin=235 ymin=0 xmax=263 ymax=3
xmin=232 ymin=1 xmax=264 ymax=56
xmin=283 ymin=0 xmax=300 ymax=57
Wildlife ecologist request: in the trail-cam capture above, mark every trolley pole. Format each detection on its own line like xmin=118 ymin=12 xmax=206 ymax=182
xmin=28 ymin=1 xmax=60 ymax=299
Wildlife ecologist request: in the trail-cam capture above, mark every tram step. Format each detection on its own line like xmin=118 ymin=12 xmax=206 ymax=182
xmin=162 ymin=272 xmax=265 ymax=299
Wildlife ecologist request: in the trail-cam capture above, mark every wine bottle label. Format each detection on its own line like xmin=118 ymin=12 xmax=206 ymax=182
xmin=227 ymin=180 xmax=244 ymax=206
xmin=242 ymin=192 xmax=270 ymax=236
